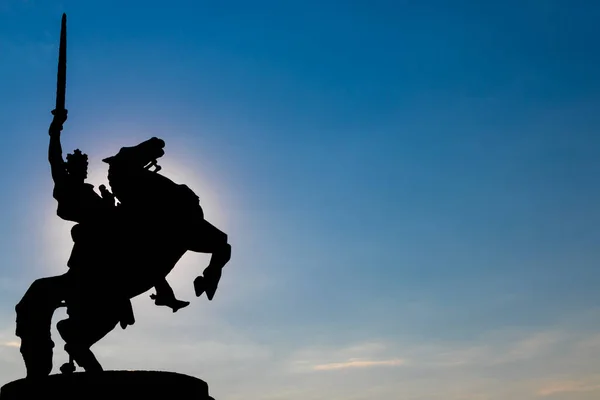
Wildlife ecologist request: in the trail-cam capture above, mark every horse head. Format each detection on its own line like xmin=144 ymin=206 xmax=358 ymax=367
xmin=102 ymin=137 xmax=165 ymax=169
xmin=102 ymin=137 xmax=166 ymax=206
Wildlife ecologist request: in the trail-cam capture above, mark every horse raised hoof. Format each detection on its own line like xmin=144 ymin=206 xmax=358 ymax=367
xmin=60 ymin=362 xmax=75 ymax=374
xmin=203 ymin=268 xmax=222 ymax=301
xmin=193 ymin=276 xmax=205 ymax=297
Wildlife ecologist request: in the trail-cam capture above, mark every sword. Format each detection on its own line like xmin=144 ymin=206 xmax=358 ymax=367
xmin=52 ymin=13 xmax=67 ymax=117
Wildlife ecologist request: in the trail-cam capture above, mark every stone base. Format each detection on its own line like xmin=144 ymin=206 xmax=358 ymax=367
xmin=0 ymin=370 xmax=214 ymax=400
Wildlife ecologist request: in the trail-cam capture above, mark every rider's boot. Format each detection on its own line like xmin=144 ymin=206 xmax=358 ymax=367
xmin=149 ymin=293 xmax=190 ymax=312
xmin=169 ymin=299 xmax=190 ymax=312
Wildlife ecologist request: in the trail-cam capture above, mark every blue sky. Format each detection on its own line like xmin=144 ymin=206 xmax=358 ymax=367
xmin=1 ymin=0 xmax=600 ymax=399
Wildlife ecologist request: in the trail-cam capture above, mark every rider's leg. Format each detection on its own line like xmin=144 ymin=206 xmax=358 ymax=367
xmin=151 ymin=279 xmax=189 ymax=312
xmin=15 ymin=275 xmax=67 ymax=378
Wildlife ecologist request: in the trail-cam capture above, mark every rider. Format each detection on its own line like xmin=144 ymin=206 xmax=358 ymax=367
xmin=48 ymin=110 xmax=189 ymax=313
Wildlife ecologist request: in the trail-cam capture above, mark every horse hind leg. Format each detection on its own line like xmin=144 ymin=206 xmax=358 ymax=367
xmin=18 ymin=337 xmax=54 ymax=378
xmin=56 ymin=312 xmax=119 ymax=373
xmin=15 ymin=275 xmax=67 ymax=378
xmin=65 ymin=344 xmax=103 ymax=373
xmin=56 ymin=319 xmax=103 ymax=373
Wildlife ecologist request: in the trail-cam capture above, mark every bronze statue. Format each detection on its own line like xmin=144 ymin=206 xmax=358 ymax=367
xmin=14 ymin=13 xmax=232 ymax=378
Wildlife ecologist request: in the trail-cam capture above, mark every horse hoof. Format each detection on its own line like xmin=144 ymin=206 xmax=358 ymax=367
xmin=193 ymin=276 xmax=205 ymax=297
xmin=60 ymin=362 xmax=75 ymax=374
xmin=204 ymin=268 xmax=222 ymax=301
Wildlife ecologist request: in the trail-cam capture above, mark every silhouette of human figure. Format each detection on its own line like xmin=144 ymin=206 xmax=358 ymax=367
xmin=48 ymin=112 xmax=107 ymax=224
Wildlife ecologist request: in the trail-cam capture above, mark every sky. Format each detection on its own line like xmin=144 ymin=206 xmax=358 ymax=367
xmin=1 ymin=0 xmax=600 ymax=399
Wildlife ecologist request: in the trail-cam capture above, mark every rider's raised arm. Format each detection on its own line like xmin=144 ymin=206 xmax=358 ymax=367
xmin=48 ymin=114 xmax=67 ymax=184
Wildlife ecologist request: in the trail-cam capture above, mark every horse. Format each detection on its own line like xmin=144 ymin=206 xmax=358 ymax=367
xmin=15 ymin=137 xmax=231 ymax=377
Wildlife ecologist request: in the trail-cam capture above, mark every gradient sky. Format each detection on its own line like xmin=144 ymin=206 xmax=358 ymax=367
xmin=1 ymin=1 xmax=600 ymax=399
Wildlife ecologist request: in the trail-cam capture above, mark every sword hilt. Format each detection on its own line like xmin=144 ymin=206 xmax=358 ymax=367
xmin=51 ymin=108 xmax=68 ymax=116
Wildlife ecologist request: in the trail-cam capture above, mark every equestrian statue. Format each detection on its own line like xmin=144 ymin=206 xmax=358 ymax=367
xmin=14 ymin=13 xmax=232 ymax=378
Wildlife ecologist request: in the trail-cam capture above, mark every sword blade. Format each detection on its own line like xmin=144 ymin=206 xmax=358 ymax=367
xmin=55 ymin=13 xmax=67 ymax=111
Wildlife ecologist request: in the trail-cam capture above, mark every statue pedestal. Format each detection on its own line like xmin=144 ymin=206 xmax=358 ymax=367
xmin=0 ymin=371 xmax=214 ymax=400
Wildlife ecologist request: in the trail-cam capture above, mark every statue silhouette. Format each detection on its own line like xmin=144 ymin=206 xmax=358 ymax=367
xmin=50 ymin=110 xmax=189 ymax=312
xmin=13 ymin=13 xmax=232 ymax=379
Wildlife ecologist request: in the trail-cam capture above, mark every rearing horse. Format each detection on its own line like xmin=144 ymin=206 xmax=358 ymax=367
xmin=15 ymin=138 xmax=231 ymax=376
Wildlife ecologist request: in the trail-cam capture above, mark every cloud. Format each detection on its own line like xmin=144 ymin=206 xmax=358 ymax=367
xmin=537 ymin=379 xmax=600 ymax=397
xmin=313 ymin=358 xmax=405 ymax=371
xmin=493 ymin=331 xmax=561 ymax=363
xmin=286 ymin=330 xmax=564 ymax=375
xmin=286 ymin=340 xmax=403 ymax=372
xmin=3 ymin=304 xmax=600 ymax=400
xmin=272 ymin=324 xmax=600 ymax=398
xmin=287 ymin=340 xmax=407 ymax=372
xmin=1 ymin=341 xmax=19 ymax=348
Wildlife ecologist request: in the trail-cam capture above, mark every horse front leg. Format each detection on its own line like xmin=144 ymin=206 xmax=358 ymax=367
xmin=186 ymin=219 xmax=231 ymax=301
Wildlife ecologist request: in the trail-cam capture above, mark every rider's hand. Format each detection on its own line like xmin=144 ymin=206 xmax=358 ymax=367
xmin=49 ymin=109 xmax=68 ymax=135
